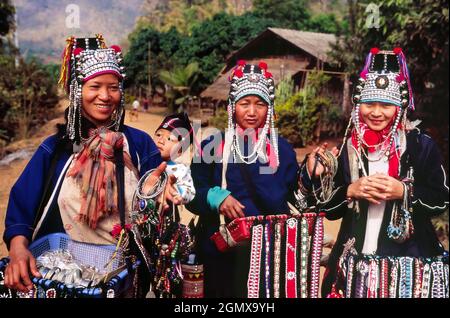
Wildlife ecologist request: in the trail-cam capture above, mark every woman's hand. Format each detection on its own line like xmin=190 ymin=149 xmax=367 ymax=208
xmin=142 ymin=162 xmax=182 ymax=211
xmin=365 ymin=173 xmax=405 ymax=201
xmin=347 ymin=173 xmax=404 ymax=204
xmin=219 ymin=195 xmax=245 ymax=220
xmin=4 ymin=236 xmax=41 ymax=292
xmin=306 ymin=142 xmax=339 ymax=177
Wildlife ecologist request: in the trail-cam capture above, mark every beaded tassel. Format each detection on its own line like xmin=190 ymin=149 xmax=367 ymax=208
xmin=309 ymin=213 xmax=324 ymax=298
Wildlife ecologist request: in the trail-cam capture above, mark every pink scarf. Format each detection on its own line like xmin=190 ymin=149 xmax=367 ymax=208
xmin=66 ymin=128 xmax=138 ymax=229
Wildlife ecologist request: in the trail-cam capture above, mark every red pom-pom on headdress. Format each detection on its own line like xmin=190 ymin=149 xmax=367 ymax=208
xmin=393 ymin=47 xmax=402 ymax=55
xmin=234 ymin=69 xmax=244 ymax=78
xmin=237 ymin=60 xmax=246 ymax=67
xmin=370 ymin=47 xmax=380 ymax=55
xmin=259 ymin=61 xmax=268 ymax=70
xmin=264 ymin=71 xmax=273 ymax=79
xmin=73 ymin=47 xmax=84 ymax=56
xmin=110 ymin=45 xmax=122 ymax=53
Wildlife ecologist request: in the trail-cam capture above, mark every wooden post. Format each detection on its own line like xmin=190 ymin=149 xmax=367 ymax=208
xmin=343 ymin=73 xmax=350 ymax=114
xmin=148 ymin=42 xmax=152 ymax=100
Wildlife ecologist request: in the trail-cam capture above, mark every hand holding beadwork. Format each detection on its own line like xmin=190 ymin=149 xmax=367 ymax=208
xmin=219 ymin=195 xmax=245 ymax=220
xmin=141 ymin=162 xmax=182 ymax=210
xmin=4 ymin=235 xmax=41 ymax=293
xmin=306 ymin=142 xmax=339 ymax=177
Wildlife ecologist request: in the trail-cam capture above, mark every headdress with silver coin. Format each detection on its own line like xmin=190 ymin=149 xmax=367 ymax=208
xmin=58 ymin=34 xmax=126 ymax=144
xmin=348 ymin=48 xmax=415 ymax=156
xmin=226 ymin=60 xmax=279 ymax=167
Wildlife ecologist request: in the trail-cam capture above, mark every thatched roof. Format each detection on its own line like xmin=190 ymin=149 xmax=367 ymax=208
xmin=266 ymin=28 xmax=336 ymax=63
xmin=201 ymin=28 xmax=337 ymax=101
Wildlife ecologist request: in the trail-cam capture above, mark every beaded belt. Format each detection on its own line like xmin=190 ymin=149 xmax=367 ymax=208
xmin=299 ymin=217 xmax=309 ymax=298
xmin=273 ymin=221 xmax=282 ymax=298
xmin=309 ymin=212 xmax=325 ymax=298
xmin=242 ymin=213 xmax=324 ymax=298
xmin=285 ymin=218 xmax=298 ymax=298
xmin=264 ymin=223 xmax=271 ymax=298
xmin=247 ymin=224 xmax=264 ymax=298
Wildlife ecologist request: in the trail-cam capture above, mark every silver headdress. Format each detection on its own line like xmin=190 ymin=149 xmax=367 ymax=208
xmin=227 ymin=61 xmax=279 ymax=167
xmin=58 ymin=35 xmax=126 ymax=143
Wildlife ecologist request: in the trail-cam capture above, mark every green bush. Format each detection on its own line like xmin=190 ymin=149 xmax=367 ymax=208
xmin=275 ymin=71 xmax=346 ymax=146
xmin=274 ymin=76 xmax=294 ymax=111
xmin=208 ymin=108 xmax=228 ymax=131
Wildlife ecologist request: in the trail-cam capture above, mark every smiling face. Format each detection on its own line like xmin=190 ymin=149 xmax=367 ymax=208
xmin=234 ymin=95 xmax=268 ymax=130
xmin=81 ymin=73 xmax=121 ymax=127
xmin=359 ymin=101 xmax=397 ymax=131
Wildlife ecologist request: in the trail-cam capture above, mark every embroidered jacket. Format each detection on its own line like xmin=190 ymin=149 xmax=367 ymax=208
xmin=3 ymin=125 xmax=162 ymax=248
xmin=299 ymin=129 xmax=449 ymax=297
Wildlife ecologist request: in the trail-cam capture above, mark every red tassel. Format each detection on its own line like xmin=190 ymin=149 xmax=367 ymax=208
xmin=237 ymin=59 xmax=246 ymax=66
xmin=73 ymin=47 xmax=84 ymax=56
xmin=234 ymin=69 xmax=244 ymax=78
xmin=258 ymin=61 xmax=268 ymax=70
xmin=370 ymin=47 xmax=380 ymax=54
xmin=393 ymin=47 xmax=402 ymax=55
xmin=264 ymin=71 xmax=273 ymax=79
xmin=110 ymin=45 xmax=122 ymax=53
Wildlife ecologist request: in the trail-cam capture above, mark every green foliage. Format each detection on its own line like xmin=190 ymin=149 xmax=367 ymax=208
xmin=274 ymin=76 xmax=294 ymax=111
xmin=308 ymin=13 xmax=341 ymax=34
xmin=125 ymin=12 xmax=274 ymax=93
xmin=0 ymin=54 xmax=58 ymax=142
xmin=276 ymin=71 xmax=344 ymax=146
xmin=330 ymin=0 xmax=449 ymax=126
xmin=124 ymin=26 xmax=183 ymax=90
xmin=159 ymin=62 xmax=200 ymax=111
xmin=208 ymin=108 xmax=228 ymax=131
xmin=252 ymin=0 xmax=310 ymax=30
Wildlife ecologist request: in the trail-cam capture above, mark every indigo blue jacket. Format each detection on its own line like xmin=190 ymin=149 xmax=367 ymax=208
xmin=3 ymin=125 xmax=162 ymax=248
xmin=186 ymin=132 xmax=299 ymax=257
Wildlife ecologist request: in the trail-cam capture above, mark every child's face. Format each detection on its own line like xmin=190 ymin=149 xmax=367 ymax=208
xmin=155 ymin=128 xmax=180 ymax=161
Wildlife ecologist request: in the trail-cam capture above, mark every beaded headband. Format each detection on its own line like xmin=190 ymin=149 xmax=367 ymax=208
xmin=58 ymin=35 xmax=126 ymax=143
xmin=229 ymin=61 xmax=275 ymax=107
xmin=226 ymin=61 xmax=279 ymax=167
xmin=352 ymin=48 xmax=414 ymax=110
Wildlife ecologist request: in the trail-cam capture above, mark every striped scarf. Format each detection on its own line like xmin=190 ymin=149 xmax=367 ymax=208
xmin=66 ymin=128 xmax=138 ymax=229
